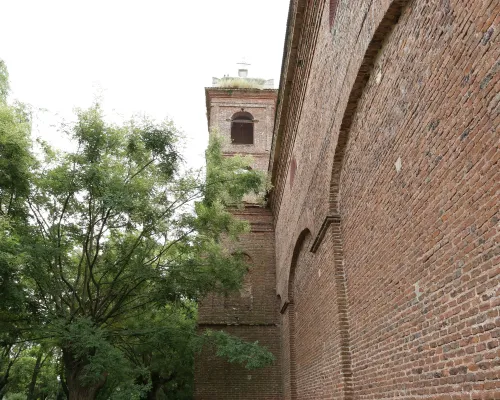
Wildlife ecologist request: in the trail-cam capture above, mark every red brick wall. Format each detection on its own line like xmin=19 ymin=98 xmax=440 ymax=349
xmin=198 ymin=208 xmax=279 ymax=326
xmin=195 ymin=208 xmax=282 ymax=399
xmin=206 ymin=88 xmax=276 ymax=168
xmin=281 ymin=230 xmax=348 ymax=399
xmin=196 ymin=86 xmax=281 ymax=399
xmin=195 ymin=325 xmax=282 ymax=400
xmin=272 ymin=0 xmax=499 ymax=399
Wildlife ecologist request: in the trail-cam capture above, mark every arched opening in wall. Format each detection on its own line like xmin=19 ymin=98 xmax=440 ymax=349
xmin=329 ymin=0 xmax=339 ymax=27
xmin=286 ymin=229 xmax=311 ymax=400
xmin=231 ymin=112 xmax=254 ymax=144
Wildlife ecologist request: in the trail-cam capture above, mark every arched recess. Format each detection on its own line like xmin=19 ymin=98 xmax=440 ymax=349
xmin=329 ymin=0 xmax=339 ymax=28
xmin=328 ymin=0 xmax=408 ymax=216
xmin=305 ymin=2 xmax=410 ymax=399
xmin=311 ymin=0 xmax=408 ymax=252
xmin=282 ymin=229 xmax=311 ymax=400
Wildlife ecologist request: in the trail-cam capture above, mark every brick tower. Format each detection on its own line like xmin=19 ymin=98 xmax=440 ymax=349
xmin=194 ymin=65 xmax=282 ymax=399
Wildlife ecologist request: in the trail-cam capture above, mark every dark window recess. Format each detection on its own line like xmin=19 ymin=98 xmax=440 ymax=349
xmin=231 ymin=112 xmax=254 ymax=144
xmin=330 ymin=0 xmax=338 ymax=27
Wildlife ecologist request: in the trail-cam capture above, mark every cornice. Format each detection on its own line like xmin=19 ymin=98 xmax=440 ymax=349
xmin=268 ymin=0 xmax=325 ymax=219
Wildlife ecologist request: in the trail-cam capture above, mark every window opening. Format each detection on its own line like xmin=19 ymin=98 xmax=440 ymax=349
xmin=231 ymin=112 xmax=254 ymax=144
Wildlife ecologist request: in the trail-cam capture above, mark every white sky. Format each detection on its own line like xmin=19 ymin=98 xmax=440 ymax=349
xmin=0 ymin=0 xmax=289 ymax=168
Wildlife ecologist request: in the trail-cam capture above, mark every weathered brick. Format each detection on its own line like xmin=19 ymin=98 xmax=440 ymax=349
xmin=195 ymin=88 xmax=281 ymax=399
xmin=270 ymin=0 xmax=499 ymax=399
xmin=196 ymin=0 xmax=499 ymax=398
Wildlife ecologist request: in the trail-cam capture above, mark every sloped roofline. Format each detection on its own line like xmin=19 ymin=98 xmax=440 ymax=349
xmin=268 ymin=0 xmax=307 ymax=184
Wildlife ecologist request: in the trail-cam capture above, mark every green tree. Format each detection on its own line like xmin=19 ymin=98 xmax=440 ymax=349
xmin=0 ymin=60 xmax=10 ymax=102
xmin=1 ymin=345 xmax=59 ymax=399
xmin=0 ymin=58 xmax=274 ymax=399
xmin=10 ymin=106 xmax=272 ymax=399
xmin=95 ymin=302 xmax=274 ymax=400
xmin=0 ymin=59 xmax=35 ymax=397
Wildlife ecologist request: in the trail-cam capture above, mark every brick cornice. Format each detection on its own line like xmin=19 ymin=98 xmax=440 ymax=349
xmin=222 ymin=151 xmax=269 ymax=157
xmin=269 ymin=0 xmax=326 ymax=220
xmin=268 ymin=0 xmax=306 ymax=181
xmin=310 ymin=214 xmax=340 ymax=253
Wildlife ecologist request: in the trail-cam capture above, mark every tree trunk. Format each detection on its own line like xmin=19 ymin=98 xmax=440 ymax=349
xmin=56 ymin=386 xmax=69 ymax=400
xmin=0 ymin=361 xmax=14 ymax=394
xmin=0 ymin=383 xmax=7 ymax=400
xmin=0 ymin=375 xmax=8 ymax=397
xmin=146 ymin=371 xmax=174 ymax=400
xmin=27 ymin=349 xmax=43 ymax=400
xmin=146 ymin=371 xmax=162 ymax=400
xmin=59 ymin=360 xmax=69 ymax=399
xmin=0 ymin=344 xmax=22 ymax=395
xmin=63 ymin=349 xmax=107 ymax=400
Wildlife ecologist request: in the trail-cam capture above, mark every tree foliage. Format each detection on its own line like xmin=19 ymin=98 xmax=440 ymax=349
xmin=0 ymin=59 xmax=36 ymax=399
xmin=0 ymin=59 xmax=275 ymax=399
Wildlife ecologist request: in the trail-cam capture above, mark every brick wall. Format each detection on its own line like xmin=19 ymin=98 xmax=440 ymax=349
xmin=198 ymin=208 xmax=279 ymax=326
xmin=197 ymin=85 xmax=281 ymax=399
xmin=195 ymin=207 xmax=282 ymax=399
xmin=271 ymin=0 xmax=499 ymax=399
xmin=206 ymin=88 xmax=276 ymax=160
xmin=195 ymin=325 xmax=282 ymax=400
xmin=281 ymin=229 xmax=350 ymax=399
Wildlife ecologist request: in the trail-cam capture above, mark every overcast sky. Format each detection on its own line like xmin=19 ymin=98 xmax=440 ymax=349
xmin=0 ymin=0 xmax=289 ymax=167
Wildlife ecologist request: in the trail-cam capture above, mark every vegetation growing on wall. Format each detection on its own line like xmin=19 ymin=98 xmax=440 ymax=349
xmin=216 ymin=77 xmax=266 ymax=89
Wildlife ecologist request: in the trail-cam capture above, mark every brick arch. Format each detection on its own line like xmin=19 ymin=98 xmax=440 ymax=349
xmin=328 ymin=0 xmax=408 ymax=215
xmin=286 ymin=229 xmax=311 ymax=306
xmin=305 ymin=2 xmax=410 ymax=398
xmin=311 ymin=0 xmax=409 ymax=253
xmin=282 ymin=229 xmax=311 ymax=400
xmin=238 ymin=252 xmax=253 ymax=295
xmin=236 ymin=252 xmax=253 ymax=263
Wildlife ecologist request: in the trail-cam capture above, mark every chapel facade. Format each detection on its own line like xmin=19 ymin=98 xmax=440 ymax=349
xmin=196 ymin=0 xmax=500 ymax=398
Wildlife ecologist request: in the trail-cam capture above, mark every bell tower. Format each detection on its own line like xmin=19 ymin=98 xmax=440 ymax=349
xmin=194 ymin=66 xmax=282 ymax=399
xmin=206 ymin=63 xmax=276 ymax=175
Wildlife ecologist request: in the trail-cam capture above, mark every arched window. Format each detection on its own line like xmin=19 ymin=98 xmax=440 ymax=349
xmin=231 ymin=112 xmax=254 ymax=144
